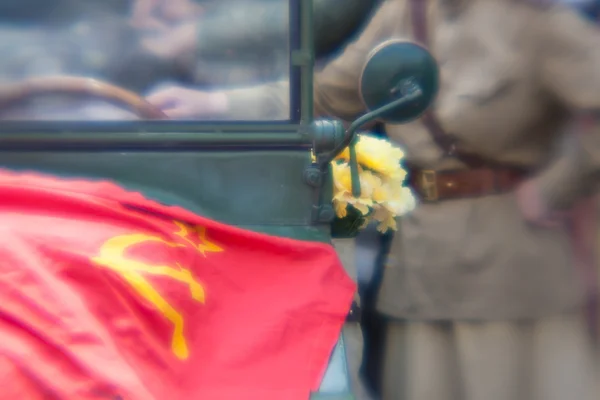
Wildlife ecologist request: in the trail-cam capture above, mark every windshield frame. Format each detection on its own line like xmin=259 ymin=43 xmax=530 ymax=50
xmin=0 ymin=0 xmax=307 ymax=133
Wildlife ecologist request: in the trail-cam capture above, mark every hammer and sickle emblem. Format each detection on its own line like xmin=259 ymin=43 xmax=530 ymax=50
xmin=91 ymin=220 xmax=223 ymax=360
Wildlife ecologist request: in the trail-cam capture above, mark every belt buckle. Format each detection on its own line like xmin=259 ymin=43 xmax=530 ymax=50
xmin=420 ymin=170 xmax=438 ymax=202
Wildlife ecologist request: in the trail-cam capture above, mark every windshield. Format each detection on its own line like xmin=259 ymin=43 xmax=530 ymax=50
xmin=0 ymin=0 xmax=292 ymax=122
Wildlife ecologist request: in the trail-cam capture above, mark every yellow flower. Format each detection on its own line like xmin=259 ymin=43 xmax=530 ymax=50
xmin=336 ymin=135 xmax=407 ymax=181
xmin=331 ymin=162 xmax=376 ymax=217
xmin=371 ymin=207 xmax=397 ymax=233
xmin=312 ymin=133 xmax=415 ymax=232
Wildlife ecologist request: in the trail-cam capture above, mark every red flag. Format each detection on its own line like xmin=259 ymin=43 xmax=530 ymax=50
xmin=0 ymin=170 xmax=355 ymax=400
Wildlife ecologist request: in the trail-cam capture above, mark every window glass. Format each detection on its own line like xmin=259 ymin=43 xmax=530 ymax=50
xmin=0 ymin=0 xmax=291 ymax=121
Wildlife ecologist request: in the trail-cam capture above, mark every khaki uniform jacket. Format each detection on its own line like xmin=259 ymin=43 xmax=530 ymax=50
xmin=224 ymin=0 xmax=600 ymax=320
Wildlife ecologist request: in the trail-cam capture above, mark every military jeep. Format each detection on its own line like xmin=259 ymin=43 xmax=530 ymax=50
xmin=0 ymin=0 xmax=437 ymax=398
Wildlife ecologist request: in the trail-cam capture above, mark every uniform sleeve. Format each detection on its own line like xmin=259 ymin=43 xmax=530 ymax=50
xmin=313 ymin=0 xmax=402 ymax=120
xmin=222 ymin=82 xmax=290 ymax=120
xmin=223 ymin=0 xmax=402 ymax=121
xmin=533 ymin=5 xmax=600 ymax=208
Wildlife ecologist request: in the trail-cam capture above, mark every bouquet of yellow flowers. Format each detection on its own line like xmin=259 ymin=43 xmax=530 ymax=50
xmin=329 ymin=134 xmax=415 ymax=232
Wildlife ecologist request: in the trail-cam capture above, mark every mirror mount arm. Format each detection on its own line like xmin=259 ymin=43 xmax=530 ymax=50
xmin=320 ymin=83 xmax=423 ymax=197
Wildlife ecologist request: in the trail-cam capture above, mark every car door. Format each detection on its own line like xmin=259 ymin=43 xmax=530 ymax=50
xmin=0 ymin=0 xmax=356 ymax=398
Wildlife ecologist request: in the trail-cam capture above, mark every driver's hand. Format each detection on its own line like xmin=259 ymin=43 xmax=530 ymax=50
xmin=146 ymin=86 xmax=229 ymax=119
xmin=131 ymin=0 xmax=168 ymax=31
xmin=131 ymin=0 xmax=203 ymax=31
xmin=141 ymin=22 xmax=198 ymax=61
xmin=515 ymin=179 xmax=567 ymax=228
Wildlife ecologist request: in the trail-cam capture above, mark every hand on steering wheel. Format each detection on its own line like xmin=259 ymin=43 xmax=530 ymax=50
xmin=0 ymin=76 xmax=168 ymax=120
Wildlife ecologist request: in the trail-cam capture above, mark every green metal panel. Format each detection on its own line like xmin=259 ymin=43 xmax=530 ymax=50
xmin=0 ymin=150 xmax=316 ymax=227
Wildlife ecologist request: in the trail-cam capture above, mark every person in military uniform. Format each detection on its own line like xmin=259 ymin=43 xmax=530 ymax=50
xmin=137 ymin=0 xmax=380 ymax=88
xmin=146 ymin=0 xmax=600 ymax=398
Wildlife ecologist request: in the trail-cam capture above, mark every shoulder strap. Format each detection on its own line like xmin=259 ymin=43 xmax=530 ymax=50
xmin=408 ymin=0 xmax=488 ymax=167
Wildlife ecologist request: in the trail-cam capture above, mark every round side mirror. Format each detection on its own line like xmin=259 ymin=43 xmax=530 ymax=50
xmin=359 ymin=39 xmax=439 ymax=124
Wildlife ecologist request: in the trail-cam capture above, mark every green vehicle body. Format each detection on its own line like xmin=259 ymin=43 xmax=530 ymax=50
xmin=0 ymin=0 xmax=438 ymax=397
xmin=0 ymin=1 xmax=355 ymax=398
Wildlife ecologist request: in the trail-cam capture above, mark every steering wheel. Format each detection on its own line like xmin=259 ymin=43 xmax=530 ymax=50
xmin=0 ymin=76 xmax=167 ymax=119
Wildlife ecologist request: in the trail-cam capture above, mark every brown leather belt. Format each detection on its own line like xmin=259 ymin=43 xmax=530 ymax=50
xmin=408 ymin=168 xmax=528 ymax=202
